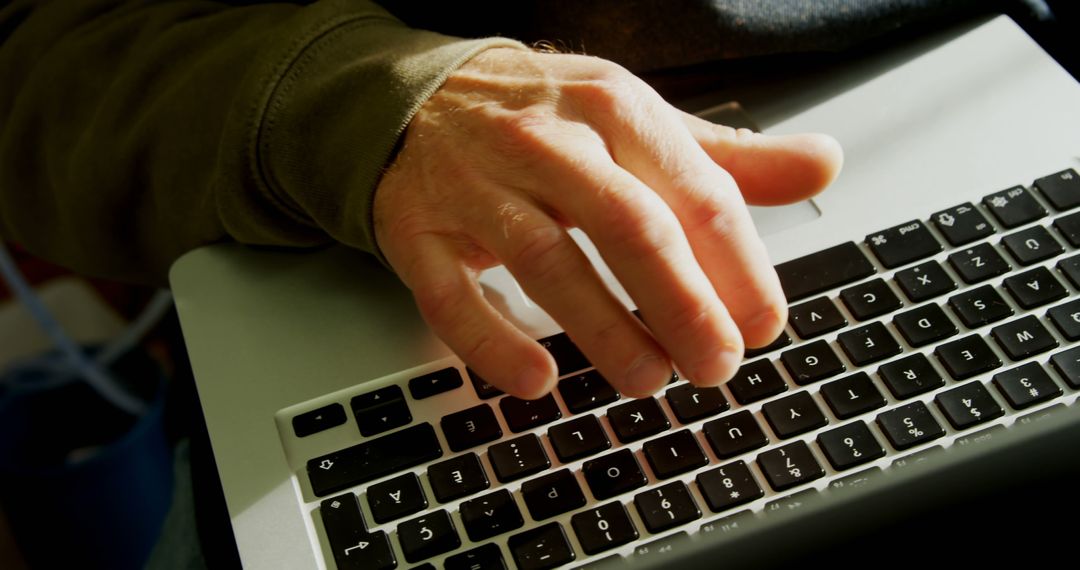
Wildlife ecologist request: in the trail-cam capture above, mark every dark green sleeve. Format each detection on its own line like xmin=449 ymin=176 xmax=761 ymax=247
xmin=0 ymin=0 xmax=522 ymax=284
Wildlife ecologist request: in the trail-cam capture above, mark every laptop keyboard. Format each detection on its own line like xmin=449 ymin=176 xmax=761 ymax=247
xmin=284 ymin=167 xmax=1080 ymax=570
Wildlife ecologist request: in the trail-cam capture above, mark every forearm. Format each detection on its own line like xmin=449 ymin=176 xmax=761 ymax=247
xmin=0 ymin=0 xmax=520 ymax=284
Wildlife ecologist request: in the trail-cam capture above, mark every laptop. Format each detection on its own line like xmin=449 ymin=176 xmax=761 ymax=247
xmin=170 ymin=15 xmax=1080 ymax=569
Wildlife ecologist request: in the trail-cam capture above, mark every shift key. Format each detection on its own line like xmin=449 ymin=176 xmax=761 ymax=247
xmin=308 ymin=423 xmax=443 ymax=497
xmin=775 ymin=242 xmax=877 ymax=302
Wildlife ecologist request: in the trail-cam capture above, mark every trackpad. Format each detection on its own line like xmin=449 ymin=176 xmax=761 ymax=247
xmin=749 ymin=200 xmax=822 ymax=236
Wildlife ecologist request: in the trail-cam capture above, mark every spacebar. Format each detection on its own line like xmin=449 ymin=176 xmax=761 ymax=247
xmin=307 ymin=423 xmax=443 ymax=497
xmin=775 ymin=241 xmax=877 ymax=302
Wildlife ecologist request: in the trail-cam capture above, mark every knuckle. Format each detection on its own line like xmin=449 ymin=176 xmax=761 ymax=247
xmin=413 ymin=276 xmax=465 ymax=326
xmin=600 ymin=189 xmax=681 ymax=259
xmin=667 ymin=302 xmax=713 ymax=334
xmin=508 ymin=224 xmax=575 ymax=283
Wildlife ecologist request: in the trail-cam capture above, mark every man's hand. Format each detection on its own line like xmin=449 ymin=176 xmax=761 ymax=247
xmin=374 ymin=48 xmax=842 ymax=399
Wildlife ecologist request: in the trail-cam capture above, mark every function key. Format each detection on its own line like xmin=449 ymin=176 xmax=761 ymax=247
xmin=744 ymin=330 xmax=793 ymax=358
xmin=1049 ymin=346 xmax=1080 ymax=388
xmin=509 ymin=523 xmax=576 ymax=570
xmin=990 ymin=315 xmax=1058 ymax=361
xmin=1052 ymin=211 xmax=1080 ymax=247
xmin=500 ymin=394 xmax=562 ymax=433
xmin=583 ymin=449 xmax=648 ymax=500
xmin=634 ymin=481 xmax=701 ymax=534
xmin=642 ymin=429 xmax=709 ymax=479
xmin=1001 ymin=225 xmax=1064 ymax=266
xmin=1048 ymin=298 xmax=1080 ymax=340
xmin=866 ymin=220 xmax=943 ymax=269
xmin=445 ymin=544 xmax=505 ymax=570
xmin=632 ymin=533 xmax=691 ymax=563
xmin=934 ymin=335 xmax=1002 ymax=380
xmin=817 ymin=421 xmax=885 ymax=471
xmin=934 ymin=382 xmax=1004 ymax=430
xmin=1033 ymin=168 xmax=1080 ymax=211
xmin=428 ymin=452 xmax=489 ymax=503
xmin=548 ymin=414 xmax=611 ymax=462
xmin=408 ymin=367 xmax=463 ymax=400
xmin=839 ymin=278 xmax=903 ymax=321
xmin=947 ymin=243 xmax=1011 ymax=284
xmin=521 ymin=469 xmax=587 ymax=521
xmin=466 ymin=368 xmax=503 ymax=400
xmin=761 ymin=392 xmax=828 ymax=439
xmin=1003 ymin=266 xmax=1068 ymax=309
xmin=876 ymin=401 xmax=945 ymax=450
xmin=538 ymin=332 xmax=590 ymax=376
xmin=780 ymin=340 xmax=846 ymax=385
xmin=878 ymin=353 xmax=945 ymax=399
xmin=397 ymin=510 xmax=461 ymax=563
xmin=727 ymin=359 xmax=788 ymax=404
xmin=931 ymin=203 xmax=995 ymax=246
xmin=983 ymin=186 xmax=1047 ymax=228
xmin=571 ymin=502 xmax=639 ymax=555
xmin=837 ymin=322 xmax=903 ymax=366
xmin=441 ymin=404 xmax=502 ymax=452
xmin=893 ymin=303 xmax=958 ymax=347
xmin=367 ymin=472 xmax=427 ymax=524
xmin=351 ymin=385 xmax=411 ymax=437
xmin=320 ymin=493 xmax=396 ymax=570
xmin=703 ymin=411 xmax=769 ymax=459
xmin=488 ymin=434 xmax=550 ymax=483
xmin=894 ymin=261 xmax=956 ymax=303
xmin=558 ymin=369 xmax=619 ymax=414
xmin=459 ymin=489 xmax=524 ymax=542
xmin=757 ymin=440 xmax=824 ymax=491
xmin=292 ymin=403 xmax=346 ymax=438
xmin=820 ymin=371 xmax=887 ymax=419
xmin=666 ymin=383 xmax=729 ymax=423
xmin=788 ymin=296 xmax=847 ymax=339
xmin=307 ymin=423 xmax=442 ymax=497
xmin=948 ymin=285 xmax=1014 ymax=328
xmin=607 ymin=397 xmax=670 ymax=443
xmin=696 ymin=461 xmax=764 ymax=513
xmin=775 ymin=241 xmax=876 ymax=302
xmin=992 ymin=362 xmax=1062 ymax=409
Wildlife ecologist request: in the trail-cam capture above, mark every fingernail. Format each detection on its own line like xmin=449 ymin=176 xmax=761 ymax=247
xmin=626 ymin=354 xmax=671 ymax=396
xmin=746 ymin=307 xmax=785 ymax=345
xmin=516 ymin=366 xmax=552 ymax=399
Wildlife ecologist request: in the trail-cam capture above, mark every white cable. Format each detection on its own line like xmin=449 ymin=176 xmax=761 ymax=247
xmin=0 ymin=242 xmax=147 ymax=415
xmin=95 ymin=288 xmax=173 ymax=366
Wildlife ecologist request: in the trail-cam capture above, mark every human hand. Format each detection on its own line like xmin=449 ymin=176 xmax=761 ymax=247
xmin=374 ymin=48 xmax=842 ymax=399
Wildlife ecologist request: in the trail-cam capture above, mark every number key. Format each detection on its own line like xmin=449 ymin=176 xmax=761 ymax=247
xmin=696 ymin=461 xmax=764 ymax=513
xmin=571 ymin=502 xmax=638 ymax=555
xmin=935 ymin=382 xmax=1004 ymax=430
xmin=757 ymin=441 xmax=824 ymax=491
xmin=817 ymin=421 xmax=885 ymax=470
xmin=634 ymin=481 xmax=701 ymax=534
xmin=877 ymin=401 xmax=945 ymax=450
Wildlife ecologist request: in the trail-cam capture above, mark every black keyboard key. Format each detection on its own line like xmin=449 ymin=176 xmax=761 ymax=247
xmin=352 ymin=385 xmax=411 ymax=437
xmin=775 ymin=241 xmax=877 ymax=302
xmin=320 ymin=493 xmax=396 ymax=570
xmin=634 ymin=481 xmax=701 ymax=533
xmin=467 ymin=368 xmax=503 ymax=400
xmin=548 ymin=414 xmax=611 ymax=462
xmin=307 ymin=423 xmax=442 ymax=497
xmin=878 ymin=353 xmax=945 ymax=399
xmin=293 ymin=403 xmax=346 ymax=438
xmin=632 ymin=532 xmax=690 ymax=562
xmin=500 ymin=394 xmax=562 ymax=433
xmin=445 ymin=544 xmax=505 ymax=570
xmin=894 ymin=303 xmax=958 ymax=347
xmin=1003 ymin=267 xmax=1068 ymax=309
xmin=891 ymin=446 xmax=944 ymax=470
xmin=489 ymin=434 xmax=550 ymax=483
xmin=817 ymin=421 xmax=885 ymax=470
xmin=607 ymin=397 xmax=670 ymax=443
xmin=820 ymin=371 xmax=887 ymax=419
xmin=583 ymin=449 xmax=648 ymax=500
xmin=1053 ymin=211 xmax=1080 ymax=247
xmin=788 ymin=296 xmax=847 ymax=338
xmin=696 ymin=461 xmax=764 ymax=513
xmin=509 ymin=523 xmax=576 ymax=570
xmin=935 ymin=335 xmax=1002 ymax=380
xmin=409 ymin=367 xmax=464 ymax=400
xmin=984 ymin=185 xmax=1047 ymax=228
xmin=571 ymin=502 xmax=638 ymax=555
xmin=398 ymin=510 xmax=460 ymax=563
xmin=935 ymin=382 xmax=1004 ymax=430
xmin=459 ymin=489 xmax=524 ymax=542
xmin=557 ymin=369 xmax=619 ymax=414
xmin=894 ymin=261 xmax=956 ymax=302
xmin=877 ymin=401 xmax=945 ymax=450
xmin=642 ymin=430 xmax=709 ymax=479
xmin=522 ymin=469 xmax=586 ymax=521
xmin=948 ymin=243 xmax=1011 ymax=284
xmin=367 ymin=473 xmax=427 ymax=524
xmin=932 ymin=202 xmax=995 ymax=246
xmin=991 ymin=315 xmax=1058 ymax=360
xmin=727 ymin=358 xmax=788 ymax=404
xmin=838 ymin=322 xmax=903 ymax=365
xmin=428 ymin=452 xmax=489 ymax=503
xmin=992 ymin=362 xmax=1062 ymax=409
xmin=703 ymin=411 xmax=769 ymax=459
xmin=666 ymin=383 xmax=729 ymax=423
xmin=840 ymin=278 xmax=903 ymax=321
xmin=743 ymin=330 xmax=793 ymax=358
xmin=948 ymin=285 xmax=1014 ymax=328
xmin=780 ymin=340 xmax=845 ymax=385
xmin=1002 ymin=225 xmax=1064 ymax=266
xmin=765 ymin=489 xmax=818 ymax=516
xmin=698 ymin=510 xmax=755 ymax=538
xmin=1048 ymin=299 xmax=1080 ymax=340
xmin=828 ymin=468 xmax=882 ymax=491
xmin=441 ymin=404 xmax=502 ymax=452
xmin=866 ymin=220 xmax=943 ymax=269
xmin=539 ymin=332 xmax=590 ymax=376
xmin=761 ymin=391 xmax=828 ymax=438
xmin=757 ymin=440 xmax=824 ymax=491
xmin=1034 ymin=168 xmax=1080 ymax=211
xmin=1058 ymin=254 xmax=1080 ymax=288
xmin=1050 ymin=346 xmax=1080 ymax=388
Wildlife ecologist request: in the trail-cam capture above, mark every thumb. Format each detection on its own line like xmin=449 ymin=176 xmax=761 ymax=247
xmin=682 ymin=112 xmax=844 ymax=206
